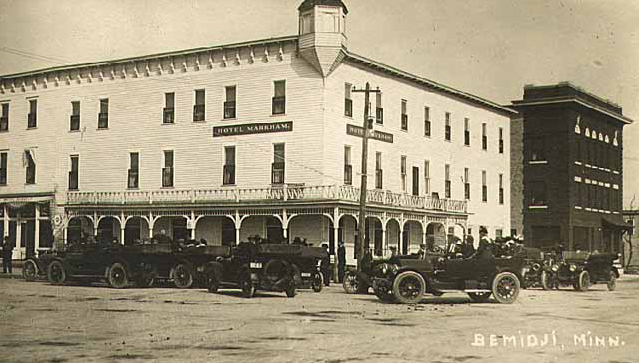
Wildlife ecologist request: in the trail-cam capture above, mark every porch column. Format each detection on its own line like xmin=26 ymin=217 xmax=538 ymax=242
xmin=120 ymin=212 xmax=125 ymax=244
xmin=3 ymin=205 xmax=7 ymax=237
xmin=333 ymin=207 xmax=340 ymax=282
xmin=381 ymin=227 xmax=386 ymax=254
xmin=15 ymin=217 xmax=22 ymax=259
xmin=399 ymin=225 xmax=404 ymax=255
xmin=148 ymin=212 xmax=154 ymax=238
xmin=34 ymin=205 xmax=40 ymax=253
xmin=93 ymin=212 xmax=98 ymax=236
xmin=63 ymin=227 xmax=68 ymax=245
xmin=190 ymin=211 xmax=196 ymax=240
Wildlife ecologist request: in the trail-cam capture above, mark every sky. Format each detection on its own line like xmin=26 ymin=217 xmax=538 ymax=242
xmin=1 ymin=0 xmax=638 ymax=207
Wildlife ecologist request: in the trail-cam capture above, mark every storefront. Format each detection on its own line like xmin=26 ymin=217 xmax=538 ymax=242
xmin=1 ymin=194 xmax=55 ymax=260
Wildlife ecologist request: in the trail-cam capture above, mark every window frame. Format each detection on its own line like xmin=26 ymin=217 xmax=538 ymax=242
xmin=223 ymin=145 xmax=236 ymax=185
xmin=0 ymin=151 xmax=7 ymax=185
xmin=400 ymin=155 xmax=407 ymax=192
xmin=69 ymin=155 xmax=79 ymax=190
xmin=344 ymin=145 xmax=353 ymax=185
xmin=401 ymin=100 xmax=408 ymax=131
xmin=193 ymin=89 xmax=206 ymax=122
xmin=70 ymin=101 xmax=81 ymax=131
xmin=464 ymin=118 xmax=470 ymax=146
xmin=128 ymin=152 xmax=139 ymax=189
xmin=444 ymin=112 xmax=451 ymax=142
xmin=98 ymin=98 xmax=109 ymax=129
xmin=224 ymin=85 xmax=237 ymax=120
xmin=28 ymin=99 xmax=37 ymax=129
xmin=272 ymin=80 xmax=286 ymax=115
xmin=162 ymin=150 xmax=174 ymax=188
xmin=0 ymin=103 xmax=9 ymax=132
xmin=163 ymin=92 xmax=175 ymax=124
xmin=344 ymin=83 xmax=353 ymax=117
xmin=375 ymin=152 xmax=383 ymax=189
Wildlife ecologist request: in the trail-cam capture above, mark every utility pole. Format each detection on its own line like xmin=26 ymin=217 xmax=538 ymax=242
xmin=352 ymin=82 xmax=380 ymax=271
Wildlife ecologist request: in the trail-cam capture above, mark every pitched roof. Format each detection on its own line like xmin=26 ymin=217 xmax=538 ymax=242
xmin=298 ymin=0 xmax=348 ymax=14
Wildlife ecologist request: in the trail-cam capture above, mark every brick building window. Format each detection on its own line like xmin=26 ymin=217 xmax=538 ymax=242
xmin=272 ymin=80 xmax=286 ymax=115
xmin=344 ymin=83 xmax=352 ymax=117
xmin=529 ymin=137 xmax=546 ymax=162
xmin=344 ymin=146 xmax=352 ymax=185
xmin=375 ymin=152 xmax=383 ymax=189
xmin=401 ymin=100 xmax=408 ymax=131
xmin=70 ymin=101 xmax=80 ymax=131
xmin=28 ymin=99 xmax=37 ymax=128
xmin=224 ymin=86 xmax=236 ymax=119
xmin=223 ymin=146 xmax=236 ymax=185
xmin=193 ymin=89 xmax=205 ymax=121
xmin=164 ymin=93 xmax=175 ymax=124
xmin=98 ymin=99 xmax=109 ymax=128
xmin=69 ymin=155 xmax=79 ymax=190
xmin=530 ymin=181 xmax=547 ymax=206
xmin=424 ymin=107 xmax=431 ymax=137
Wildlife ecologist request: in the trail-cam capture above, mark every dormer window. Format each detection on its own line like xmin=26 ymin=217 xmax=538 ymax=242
xmin=300 ymin=12 xmax=314 ymax=34
xmin=317 ymin=9 xmax=340 ymax=33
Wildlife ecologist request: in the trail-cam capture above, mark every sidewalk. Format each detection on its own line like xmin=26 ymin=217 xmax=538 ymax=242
xmin=0 ymin=260 xmax=23 ymax=279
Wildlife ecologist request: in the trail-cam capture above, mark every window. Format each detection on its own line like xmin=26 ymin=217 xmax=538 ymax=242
xmin=162 ymin=150 xmax=174 ymax=187
xmin=575 ymin=181 xmax=582 ymax=207
xmin=344 ymin=83 xmax=352 ymax=117
xmin=98 ymin=98 xmax=109 ymax=128
xmin=481 ymin=123 xmax=487 ymax=150
xmin=164 ymin=93 xmax=175 ymax=124
xmin=401 ymin=100 xmax=408 ymax=131
xmin=301 ymin=12 xmax=314 ymax=34
xmin=375 ymin=92 xmax=383 ymax=124
xmin=530 ymin=181 xmax=547 ymax=206
xmin=464 ymin=167 xmax=470 ymax=200
xmin=529 ymin=137 xmax=546 ymax=161
xmin=482 ymin=170 xmax=487 ymax=202
xmin=375 ymin=152 xmax=383 ymax=189
xmin=423 ymin=160 xmax=430 ymax=195
xmin=344 ymin=146 xmax=352 ymax=185
xmin=272 ymin=143 xmax=285 ymax=184
xmin=0 ymin=103 xmax=8 ymax=131
xmin=496 ymin=229 xmax=503 ymax=238
xmin=25 ymin=149 xmax=36 ymax=184
xmin=272 ymin=80 xmax=286 ymax=115
xmin=444 ymin=112 xmax=451 ymax=141
xmin=499 ymin=127 xmax=504 ymax=154
xmin=575 ymin=139 xmax=581 ymax=163
xmin=400 ymin=156 xmax=407 ymax=192
xmin=464 ymin=118 xmax=470 ymax=146
xmin=28 ymin=99 xmax=37 ymax=128
xmin=224 ymin=86 xmax=236 ymax=119
xmin=445 ymin=164 xmax=451 ymax=198
xmin=424 ymin=107 xmax=431 ymax=137
xmin=499 ymin=173 xmax=504 ymax=205
xmin=69 ymin=155 xmax=79 ymax=190
xmin=0 ymin=152 xmax=6 ymax=185
xmin=70 ymin=101 xmax=80 ymax=131
xmin=223 ymin=146 xmax=236 ymax=185
xmin=128 ymin=152 xmax=139 ymax=189
xmin=194 ymin=89 xmax=205 ymax=121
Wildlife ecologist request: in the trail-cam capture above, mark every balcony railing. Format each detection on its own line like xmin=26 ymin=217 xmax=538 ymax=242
xmin=66 ymin=184 xmax=468 ymax=213
xmin=344 ymin=164 xmax=352 ymax=185
xmin=223 ymin=165 xmax=235 ymax=185
xmin=70 ymin=115 xmax=80 ymax=131
xmin=163 ymin=108 xmax=175 ymax=124
xmin=128 ymin=169 xmax=139 ymax=189
xmin=193 ymin=104 xmax=205 ymax=122
xmin=224 ymin=101 xmax=236 ymax=119
xmin=98 ymin=112 xmax=109 ymax=128
xmin=162 ymin=167 xmax=173 ymax=188
xmin=271 ymin=162 xmax=285 ymax=184
xmin=272 ymin=96 xmax=286 ymax=115
xmin=28 ymin=113 xmax=37 ymax=128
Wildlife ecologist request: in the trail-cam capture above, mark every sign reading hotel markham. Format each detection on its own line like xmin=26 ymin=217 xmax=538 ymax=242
xmin=346 ymin=124 xmax=394 ymax=143
xmin=213 ymin=121 xmax=293 ymax=137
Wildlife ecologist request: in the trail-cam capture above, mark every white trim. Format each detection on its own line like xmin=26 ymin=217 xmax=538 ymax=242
xmin=585 ymin=164 xmax=592 ymax=168
xmin=605 ymin=183 xmax=611 ymax=188
xmin=528 ymin=160 xmax=548 ymax=165
xmin=586 ymin=207 xmax=592 ymax=211
xmin=574 ymin=176 xmax=582 ymax=182
xmin=574 ymin=161 xmax=582 ymax=165
xmin=613 ymin=211 xmax=620 ymax=214
xmin=613 ymin=184 xmax=619 ymax=190
xmin=598 ymin=181 xmax=604 ymax=186
xmin=529 ymin=205 xmax=548 ymax=209
xmin=585 ymin=179 xmax=591 ymax=184
xmin=575 ymin=206 xmax=582 ymax=210
xmin=613 ymin=170 xmax=620 ymax=175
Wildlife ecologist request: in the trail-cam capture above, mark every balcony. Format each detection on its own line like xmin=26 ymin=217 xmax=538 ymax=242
xmin=70 ymin=115 xmax=80 ymax=131
xmin=272 ymin=96 xmax=286 ymax=115
xmin=193 ymin=104 xmax=205 ymax=122
xmin=128 ymin=169 xmax=139 ymax=189
xmin=28 ymin=113 xmax=37 ymax=128
xmin=98 ymin=112 xmax=108 ymax=128
xmin=162 ymin=167 xmax=173 ymax=188
xmin=271 ymin=162 xmax=285 ymax=184
xmin=163 ymin=108 xmax=175 ymax=124
xmin=68 ymin=171 xmax=78 ymax=191
xmin=224 ymin=101 xmax=236 ymax=119
xmin=66 ymin=184 xmax=468 ymax=213
xmin=223 ymin=165 xmax=235 ymax=185
xmin=344 ymin=164 xmax=352 ymax=185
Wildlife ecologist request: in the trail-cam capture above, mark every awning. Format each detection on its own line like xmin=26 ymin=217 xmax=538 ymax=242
xmin=601 ymin=216 xmax=634 ymax=233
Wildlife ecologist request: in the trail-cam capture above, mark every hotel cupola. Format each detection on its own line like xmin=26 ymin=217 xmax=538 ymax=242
xmin=297 ymin=0 xmax=348 ymax=77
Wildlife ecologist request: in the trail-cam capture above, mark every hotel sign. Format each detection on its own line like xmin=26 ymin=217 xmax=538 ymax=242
xmin=213 ymin=121 xmax=293 ymax=137
xmin=346 ymin=124 xmax=394 ymax=143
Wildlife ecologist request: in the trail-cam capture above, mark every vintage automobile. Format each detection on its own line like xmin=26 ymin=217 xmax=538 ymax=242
xmin=293 ymin=245 xmax=327 ymax=292
xmin=22 ymin=250 xmax=61 ymax=281
xmin=494 ymin=243 xmax=543 ymax=289
xmin=371 ymin=252 xmax=523 ymax=304
xmin=205 ymin=242 xmax=301 ymax=298
xmin=540 ymin=251 xmax=619 ymax=291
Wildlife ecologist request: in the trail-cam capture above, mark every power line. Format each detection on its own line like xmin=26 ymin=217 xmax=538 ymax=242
xmin=0 ymin=47 xmax=70 ymax=65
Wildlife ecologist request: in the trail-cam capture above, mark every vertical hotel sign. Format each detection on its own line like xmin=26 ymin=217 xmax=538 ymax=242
xmin=346 ymin=124 xmax=394 ymax=143
xmin=213 ymin=121 xmax=293 ymax=137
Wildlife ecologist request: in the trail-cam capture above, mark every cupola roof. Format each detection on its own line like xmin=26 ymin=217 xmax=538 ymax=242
xmin=298 ymin=0 xmax=348 ymax=14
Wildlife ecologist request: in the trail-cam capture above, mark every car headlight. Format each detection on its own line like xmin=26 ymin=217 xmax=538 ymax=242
xmin=569 ymin=264 xmax=576 ymax=272
xmin=250 ymin=262 xmax=262 ymax=269
xmin=551 ymin=265 xmax=558 ymax=272
xmin=532 ymin=263 xmax=541 ymax=272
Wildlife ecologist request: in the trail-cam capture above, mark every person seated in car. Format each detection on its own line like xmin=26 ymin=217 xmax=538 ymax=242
xmin=414 ymin=243 xmax=427 ymax=259
xmin=461 ymin=235 xmax=475 ymax=258
xmin=468 ymin=227 xmax=493 ymax=260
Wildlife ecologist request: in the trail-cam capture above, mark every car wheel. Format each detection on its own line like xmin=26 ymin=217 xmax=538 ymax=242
xmin=540 ymin=271 xmax=552 ymax=291
xmin=467 ymin=292 xmax=492 ymax=303
xmin=23 ymin=259 xmax=39 ymax=282
xmin=342 ymin=272 xmax=359 ymax=294
xmin=312 ymin=272 xmax=323 ymax=293
xmin=491 ymin=272 xmax=520 ymax=304
xmin=607 ymin=271 xmax=617 ymax=291
xmin=107 ymin=262 xmax=129 ymax=289
xmin=47 ymin=260 xmax=66 ymax=285
xmin=285 ymin=284 xmax=296 ymax=298
xmin=240 ymin=273 xmax=255 ymax=298
xmin=135 ymin=275 xmax=155 ymax=288
xmin=207 ymin=275 xmax=220 ymax=293
xmin=173 ymin=264 xmax=194 ymax=289
xmin=575 ymin=271 xmax=590 ymax=292
xmin=392 ymin=271 xmax=426 ymax=304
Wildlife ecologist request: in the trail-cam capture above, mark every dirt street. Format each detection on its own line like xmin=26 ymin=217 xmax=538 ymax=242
xmin=1 ymin=276 xmax=638 ymax=363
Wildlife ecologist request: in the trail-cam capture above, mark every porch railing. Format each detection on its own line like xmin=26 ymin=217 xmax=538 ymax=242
xmin=66 ymin=185 xmax=467 ymax=213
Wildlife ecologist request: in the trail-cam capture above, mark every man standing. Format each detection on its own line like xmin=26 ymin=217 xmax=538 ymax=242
xmin=2 ymin=236 xmax=13 ymax=274
xmin=320 ymin=243 xmax=331 ymax=286
xmin=337 ymin=241 xmax=346 ymax=283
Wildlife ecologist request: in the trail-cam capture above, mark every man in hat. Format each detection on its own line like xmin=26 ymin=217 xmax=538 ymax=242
xmin=470 ymin=226 xmax=493 ymax=260
xmin=337 ymin=241 xmax=346 ymax=283
xmin=2 ymin=236 xmax=14 ymax=274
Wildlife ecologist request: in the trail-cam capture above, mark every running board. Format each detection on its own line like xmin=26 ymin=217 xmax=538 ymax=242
xmin=463 ymin=289 xmax=491 ymax=293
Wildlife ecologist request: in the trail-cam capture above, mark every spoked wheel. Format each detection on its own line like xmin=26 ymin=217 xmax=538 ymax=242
xmin=107 ymin=262 xmax=129 ymax=289
xmin=47 ymin=260 xmax=66 ymax=285
xmin=392 ymin=271 xmax=426 ymax=304
xmin=491 ymin=272 xmax=520 ymax=304
xmin=22 ymin=259 xmax=39 ymax=281
xmin=575 ymin=271 xmax=590 ymax=292
xmin=311 ymin=272 xmax=323 ymax=292
xmin=467 ymin=292 xmax=492 ymax=303
xmin=240 ymin=273 xmax=255 ymax=298
xmin=173 ymin=264 xmax=194 ymax=289
xmin=607 ymin=271 xmax=617 ymax=291
xmin=342 ymin=272 xmax=359 ymax=294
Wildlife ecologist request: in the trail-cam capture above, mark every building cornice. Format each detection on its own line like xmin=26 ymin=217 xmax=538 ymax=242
xmin=511 ymin=97 xmax=634 ymax=125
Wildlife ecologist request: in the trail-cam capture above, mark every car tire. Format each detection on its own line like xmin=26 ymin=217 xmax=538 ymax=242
xmin=607 ymin=271 xmax=617 ymax=291
xmin=207 ymin=275 xmax=220 ymax=293
xmin=285 ymin=284 xmax=296 ymax=298
xmin=47 ymin=260 xmax=66 ymax=285
xmin=173 ymin=264 xmax=194 ymax=289
xmin=575 ymin=271 xmax=590 ymax=292
xmin=540 ymin=271 xmax=552 ymax=291
xmin=107 ymin=262 xmax=129 ymax=289
xmin=240 ymin=273 xmax=255 ymax=298
xmin=342 ymin=271 xmax=359 ymax=294
xmin=491 ymin=272 xmax=520 ymax=304
xmin=312 ymin=272 xmax=323 ymax=293
xmin=392 ymin=271 xmax=426 ymax=304
xmin=467 ymin=292 xmax=492 ymax=303
xmin=23 ymin=259 xmax=39 ymax=282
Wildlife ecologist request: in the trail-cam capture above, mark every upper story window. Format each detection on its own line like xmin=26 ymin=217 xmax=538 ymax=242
xmin=445 ymin=164 xmax=451 ymax=198
xmin=344 ymin=83 xmax=352 ymax=117
xmin=223 ymin=146 xmax=236 ymax=185
xmin=423 ymin=160 xmax=430 ymax=195
xmin=317 ymin=10 xmax=340 ymax=33
xmin=400 ymin=155 xmax=407 ymax=192
xmin=375 ymin=152 xmax=383 ymax=189
xmin=70 ymin=101 xmax=80 ymax=131
xmin=344 ymin=146 xmax=352 ymax=185
xmin=162 ymin=150 xmax=174 ymax=188
xmin=28 ymin=99 xmax=37 ymax=128
xmin=0 ymin=103 xmax=8 ymax=131
xmin=444 ymin=112 xmax=451 ymax=141
xmin=482 ymin=170 xmax=487 ymax=202
xmin=375 ymin=92 xmax=383 ymax=124
xmin=224 ymin=86 xmax=236 ymax=119
xmin=272 ymin=80 xmax=286 ymax=115
xmin=193 ymin=89 xmax=205 ymax=122
xmin=499 ymin=173 xmax=504 ymax=205
xmin=464 ymin=167 xmax=470 ymax=200
xmin=300 ymin=12 xmax=314 ymax=34
xmin=464 ymin=118 xmax=470 ymax=146
xmin=128 ymin=152 xmax=139 ymax=189
xmin=164 ymin=92 xmax=175 ymax=124
xmin=481 ymin=123 xmax=487 ymax=151
xmin=98 ymin=99 xmax=109 ymax=129
xmin=272 ymin=143 xmax=285 ymax=184
xmin=499 ymin=127 xmax=504 ymax=154
xmin=529 ymin=181 xmax=547 ymax=207
xmin=401 ymin=100 xmax=408 ymax=131
xmin=24 ymin=149 xmax=36 ymax=184
xmin=424 ymin=106 xmax=431 ymax=137
xmin=0 ymin=152 xmax=7 ymax=185
xmin=529 ymin=137 xmax=546 ymax=162
xmin=69 ymin=155 xmax=79 ymax=190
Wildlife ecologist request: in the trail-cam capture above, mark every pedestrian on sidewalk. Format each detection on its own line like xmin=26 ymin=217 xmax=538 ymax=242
xmin=2 ymin=236 xmax=14 ymax=274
